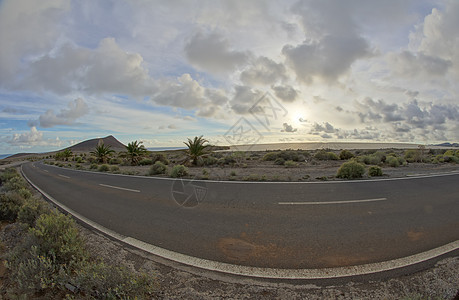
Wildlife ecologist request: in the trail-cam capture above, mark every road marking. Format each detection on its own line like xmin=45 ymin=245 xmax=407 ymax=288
xmin=99 ymin=183 xmax=140 ymax=193
xmin=43 ymin=170 xmax=49 ymax=173
xmin=58 ymin=174 xmax=70 ymax=179
xmin=21 ymin=165 xmax=459 ymax=280
xmin=278 ymin=197 xmax=387 ymax=205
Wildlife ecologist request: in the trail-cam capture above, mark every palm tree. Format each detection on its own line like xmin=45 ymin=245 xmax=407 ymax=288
xmin=126 ymin=141 xmax=148 ymax=165
xmin=91 ymin=143 xmax=115 ymax=163
xmin=184 ymin=136 xmax=209 ymax=166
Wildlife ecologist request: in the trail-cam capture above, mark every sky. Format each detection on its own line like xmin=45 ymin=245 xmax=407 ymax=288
xmin=1 ymin=0 xmax=459 ymax=154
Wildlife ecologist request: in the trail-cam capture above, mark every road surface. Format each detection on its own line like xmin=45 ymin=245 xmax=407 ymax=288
xmin=21 ymin=162 xmax=459 ymax=270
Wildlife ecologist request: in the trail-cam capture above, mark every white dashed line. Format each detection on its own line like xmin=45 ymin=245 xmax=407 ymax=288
xmin=43 ymin=170 xmax=49 ymax=173
xmin=278 ymin=197 xmax=387 ymax=205
xmin=99 ymin=183 xmax=140 ymax=193
xmin=58 ymin=174 xmax=70 ymax=179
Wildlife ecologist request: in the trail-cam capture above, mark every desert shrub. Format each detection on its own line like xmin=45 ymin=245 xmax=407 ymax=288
xmin=284 ymin=160 xmax=297 ymax=168
xmin=110 ymin=165 xmax=120 ymax=172
xmin=204 ymin=156 xmax=218 ymax=166
xmin=170 ymin=165 xmax=188 ymax=178
xmin=455 ymin=150 xmax=459 ymax=157
xmin=368 ymin=166 xmax=383 ymax=177
xmin=109 ymin=157 xmax=122 ymax=165
xmin=17 ymin=187 xmax=32 ymax=199
xmin=0 ymin=192 xmax=25 ymax=221
xmin=443 ymin=150 xmax=455 ymax=157
xmin=274 ymin=157 xmax=285 ymax=165
xmin=73 ymin=261 xmax=156 ymax=299
xmin=89 ymin=163 xmax=98 ymax=170
xmin=314 ymin=150 xmax=339 ymax=161
xmin=149 ymin=161 xmax=167 ymax=175
xmin=337 ymin=160 xmax=366 ymax=179
xmin=339 ymin=150 xmax=355 ymax=160
xmin=230 ymin=170 xmax=237 ymax=176
xmin=263 ymin=152 xmax=280 ymax=161
xmin=139 ymin=158 xmax=153 ymax=166
xmin=404 ymin=149 xmax=422 ymax=163
xmin=29 ymin=210 xmax=86 ymax=265
xmin=443 ymin=155 xmax=459 ymax=163
xmin=18 ymin=197 xmax=47 ymax=227
xmin=151 ymin=153 xmax=169 ymax=165
xmin=98 ymin=164 xmax=110 ymax=172
xmin=386 ymin=156 xmax=400 ymax=167
xmin=2 ymin=175 xmax=27 ymax=192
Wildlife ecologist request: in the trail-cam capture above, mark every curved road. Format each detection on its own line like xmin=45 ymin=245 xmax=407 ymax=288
xmin=22 ymin=162 xmax=459 ymax=271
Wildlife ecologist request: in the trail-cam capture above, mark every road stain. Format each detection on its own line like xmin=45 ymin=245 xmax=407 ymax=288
xmin=407 ymin=230 xmax=425 ymax=241
xmin=217 ymin=234 xmax=295 ymax=265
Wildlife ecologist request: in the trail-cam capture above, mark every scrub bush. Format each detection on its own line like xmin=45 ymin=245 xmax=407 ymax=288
xmin=337 ymin=160 xmax=366 ymax=179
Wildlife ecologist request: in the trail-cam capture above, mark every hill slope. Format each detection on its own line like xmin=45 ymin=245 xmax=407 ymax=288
xmin=68 ymin=135 xmax=126 ymax=152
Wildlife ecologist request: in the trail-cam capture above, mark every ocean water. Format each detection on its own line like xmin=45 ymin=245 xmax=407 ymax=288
xmin=0 ymin=154 xmax=12 ymax=160
xmin=148 ymin=147 xmax=186 ymax=152
xmin=227 ymin=142 xmax=426 ymax=152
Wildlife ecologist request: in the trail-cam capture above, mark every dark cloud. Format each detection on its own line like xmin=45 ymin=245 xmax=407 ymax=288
xmin=271 ymin=85 xmax=299 ymax=103
xmin=230 ymin=85 xmax=263 ymax=114
xmin=185 ymin=31 xmax=250 ymax=73
xmin=281 ymin=123 xmax=297 ymax=133
xmin=240 ymin=56 xmax=287 ymax=85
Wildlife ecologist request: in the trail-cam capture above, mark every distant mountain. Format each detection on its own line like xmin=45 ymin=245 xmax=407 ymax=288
xmin=67 ymin=135 xmax=126 ymax=152
xmin=433 ymin=142 xmax=459 ymax=148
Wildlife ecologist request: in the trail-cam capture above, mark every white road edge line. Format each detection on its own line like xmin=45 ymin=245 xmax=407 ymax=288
xmin=21 ymin=165 xmax=459 ymax=280
xmin=279 ymin=197 xmax=387 ymax=205
xmin=99 ymin=183 xmax=140 ymax=193
xmin=58 ymin=174 xmax=70 ymax=179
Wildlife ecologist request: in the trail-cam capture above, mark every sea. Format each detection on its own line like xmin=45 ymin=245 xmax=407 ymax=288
xmin=0 ymin=154 xmax=12 ymax=160
xmin=227 ymin=142 xmax=439 ymax=152
xmin=147 ymin=147 xmax=186 ymax=152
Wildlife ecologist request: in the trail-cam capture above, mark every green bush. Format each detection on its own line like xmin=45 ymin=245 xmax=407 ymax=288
xmin=204 ymin=156 xmax=218 ymax=166
xmin=404 ymin=149 xmax=422 ymax=162
xmin=263 ymin=150 xmax=308 ymax=162
xmin=98 ymin=164 xmax=110 ymax=172
xmin=386 ymin=156 xmax=400 ymax=167
xmin=110 ymin=165 xmax=120 ymax=172
xmin=18 ymin=197 xmax=47 ymax=227
xmin=337 ymin=160 xmax=366 ymax=179
xmin=90 ymin=163 xmax=98 ymax=170
xmin=368 ymin=166 xmax=383 ymax=177
xmin=149 ymin=161 xmax=167 ymax=175
xmin=263 ymin=152 xmax=280 ymax=161
xmin=170 ymin=164 xmax=188 ymax=178
xmin=29 ymin=210 xmax=86 ymax=265
xmin=284 ymin=160 xmax=297 ymax=168
xmin=139 ymin=158 xmax=153 ymax=165
xmin=274 ymin=157 xmax=285 ymax=165
xmin=314 ymin=150 xmax=339 ymax=160
xmin=109 ymin=157 xmax=122 ymax=165
xmin=2 ymin=175 xmax=27 ymax=192
xmin=339 ymin=150 xmax=355 ymax=160
xmin=151 ymin=153 xmax=169 ymax=165
xmin=0 ymin=192 xmax=25 ymax=221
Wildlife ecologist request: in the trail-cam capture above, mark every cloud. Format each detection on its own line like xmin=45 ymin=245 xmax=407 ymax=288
xmin=356 ymin=97 xmax=403 ymax=123
xmin=311 ymin=122 xmax=337 ymax=134
xmin=281 ymin=123 xmax=297 ymax=133
xmin=185 ymin=31 xmax=250 ymax=73
xmin=240 ymin=56 xmax=287 ymax=85
xmin=4 ymin=126 xmax=62 ymax=148
xmin=283 ymin=35 xmax=370 ymax=84
xmin=0 ymin=0 xmax=70 ymax=84
xmin=388 ymin=51 xmax=451 ymax=77
xmin=152 ymin=73 xmax=227 ymax=117
xmin=230 ymin=85 xmax=264 ymax=114
xmin=22 ymin=38 xmax=157 ymax=98
xmin=35 ymin=98 xmax=89 ymax=128
xmin=282 ymin=0 xmax=373 ymax=84
xmin=271 ymin=85 xmax=299 ymax=102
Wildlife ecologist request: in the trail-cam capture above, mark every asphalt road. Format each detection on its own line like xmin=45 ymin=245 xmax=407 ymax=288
xmin=22 ymin=162 xmax=459 ymax=269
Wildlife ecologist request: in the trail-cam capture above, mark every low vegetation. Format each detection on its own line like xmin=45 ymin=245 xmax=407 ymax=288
xmin=149 ymin=161 xmax=167 ymax=175
xmin=170 ymin=164 xmax=188 ymax=178
xmin=336 ymin=160 xmax=366 ymax=179
xmin=0 ymin=168 xmax=156 ymax=298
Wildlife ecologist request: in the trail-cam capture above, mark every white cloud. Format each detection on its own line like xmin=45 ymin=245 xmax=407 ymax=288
xmin=240 ymin=56 xmax=287 ymax=85
xmin=22 ymin=38 xmax=157 ymax=98
xmin=5 ymin=127 xmax=63 ymax=148
xmin=37 ymin=98 xmax=89 ymax=128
